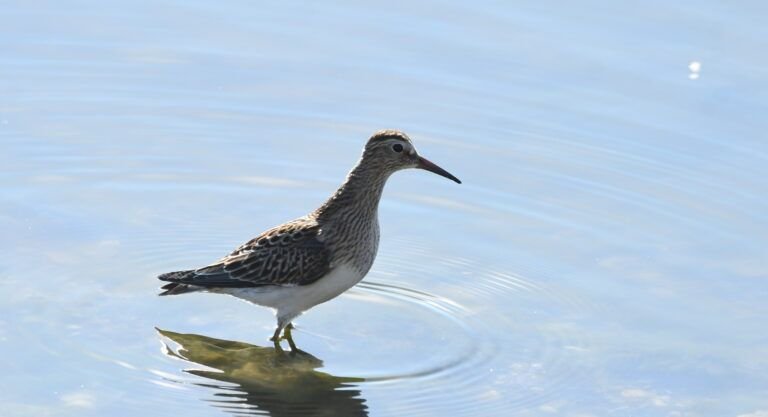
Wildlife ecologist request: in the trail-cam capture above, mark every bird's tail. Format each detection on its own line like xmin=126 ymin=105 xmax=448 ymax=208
xmin=158 ymin=269 xmax=200 ymax=296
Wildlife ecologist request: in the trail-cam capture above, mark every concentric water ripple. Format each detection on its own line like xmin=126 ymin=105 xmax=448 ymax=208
xmin=113 ymin=226 xmax=600 ymax=417
xmin=336 ymin=239 xmax=597 ymax=415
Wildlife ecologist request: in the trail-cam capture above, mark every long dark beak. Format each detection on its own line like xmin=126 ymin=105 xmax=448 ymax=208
xmin=417 ymin=156 xmax=461 ymax=184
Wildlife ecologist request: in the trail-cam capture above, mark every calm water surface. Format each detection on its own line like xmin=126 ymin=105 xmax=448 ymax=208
xmin=1 ymin=1 xmax=767 ymax=416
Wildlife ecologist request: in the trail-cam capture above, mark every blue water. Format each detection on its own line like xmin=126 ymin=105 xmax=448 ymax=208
xmin=1 ymin=1 xmax=767 ymax=416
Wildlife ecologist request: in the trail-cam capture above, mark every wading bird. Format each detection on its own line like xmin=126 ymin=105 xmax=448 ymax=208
xmin=158 ymin=130 xmax=461 ymax=349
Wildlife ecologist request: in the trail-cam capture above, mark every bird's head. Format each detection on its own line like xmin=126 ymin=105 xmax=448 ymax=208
xmin=362 ymin=130 xmax=461 ymax=184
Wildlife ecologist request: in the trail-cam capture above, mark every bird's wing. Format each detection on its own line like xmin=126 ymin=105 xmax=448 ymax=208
xmin=161 ymin=219 xmax=331 ymax=288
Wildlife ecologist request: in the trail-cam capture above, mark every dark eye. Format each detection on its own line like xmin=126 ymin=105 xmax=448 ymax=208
xmin=392 ymin=143 xmax=404 ymax=153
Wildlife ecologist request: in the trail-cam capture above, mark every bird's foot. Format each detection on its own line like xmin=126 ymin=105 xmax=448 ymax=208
xmin=282 ymin=323 xmax=299 ymax=351
xmin=270 ymin=322 xmax=299 ymax=352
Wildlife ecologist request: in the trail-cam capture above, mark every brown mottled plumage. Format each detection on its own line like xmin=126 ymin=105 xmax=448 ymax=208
xmin=158 ymin=130 xmax=460 ymax=348
xmin=159 ymin=220 xmax=329 ymax=288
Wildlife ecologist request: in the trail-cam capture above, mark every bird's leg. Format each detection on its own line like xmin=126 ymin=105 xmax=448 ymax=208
xmin=271 ymin=325 xmax=287 ymax=353
xmin=283 ymin=322 xmax=298 ymax=351
xmin=270 ymin=316 xmax=291 ymax=348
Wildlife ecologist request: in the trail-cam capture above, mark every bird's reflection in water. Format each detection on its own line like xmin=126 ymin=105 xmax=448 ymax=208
xmin=157 ymin=329 xmax=368 ymax=417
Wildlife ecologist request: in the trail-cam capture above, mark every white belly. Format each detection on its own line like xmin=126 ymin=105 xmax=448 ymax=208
xmin=220 ymin=264 xmax=364 ymax=320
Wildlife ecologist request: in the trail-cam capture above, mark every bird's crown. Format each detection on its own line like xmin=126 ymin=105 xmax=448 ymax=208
xmin=367 ymin=129 xmax=412 ymax=145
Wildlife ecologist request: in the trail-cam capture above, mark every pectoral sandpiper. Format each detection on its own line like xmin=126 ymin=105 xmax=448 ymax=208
xmin=158 ymin=130 xmax=461 ymax=348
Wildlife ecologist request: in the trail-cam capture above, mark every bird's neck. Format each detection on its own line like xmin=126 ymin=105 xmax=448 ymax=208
xmin=313 ymin=157 xmax=390 ymax=222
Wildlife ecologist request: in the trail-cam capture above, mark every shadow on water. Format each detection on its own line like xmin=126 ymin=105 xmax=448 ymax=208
xmin=157 ymin=328 xmax=368 ymax=417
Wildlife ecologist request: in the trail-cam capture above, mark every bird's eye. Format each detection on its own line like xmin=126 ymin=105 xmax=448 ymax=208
xmin=392 ymin=143 xmax=404 ymax=153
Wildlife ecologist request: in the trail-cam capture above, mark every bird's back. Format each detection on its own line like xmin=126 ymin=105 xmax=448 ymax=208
xmin=158 ymin=216 xmax=332 ymax=294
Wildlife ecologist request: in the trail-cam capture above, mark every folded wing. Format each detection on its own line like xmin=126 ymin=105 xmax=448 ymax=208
xmin=158 ymin=219 xmax=330 ymax=288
